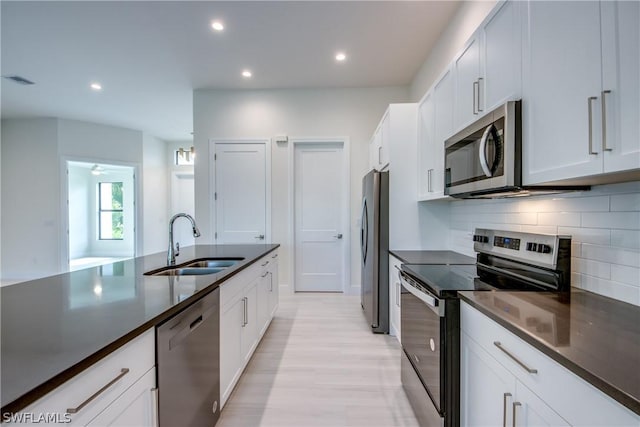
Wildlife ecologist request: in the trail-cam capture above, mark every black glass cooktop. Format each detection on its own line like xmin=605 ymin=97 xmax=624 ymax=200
xmin=401 ymin=264 xmax=494 ymax=298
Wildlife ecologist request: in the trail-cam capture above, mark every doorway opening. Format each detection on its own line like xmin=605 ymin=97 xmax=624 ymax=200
xmin=66 ymin=161 xmax=136 ymax=271
xmin=290 ymin=138 xmax=350 ymax=293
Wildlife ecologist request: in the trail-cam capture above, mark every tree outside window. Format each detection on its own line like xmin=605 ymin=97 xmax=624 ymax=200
xmin=99 ymin=182 xmax=124 ymax=240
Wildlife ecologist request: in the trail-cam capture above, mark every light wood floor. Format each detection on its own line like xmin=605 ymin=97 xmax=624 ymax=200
xmin=218 ymin=293 xmax=420 ymax=427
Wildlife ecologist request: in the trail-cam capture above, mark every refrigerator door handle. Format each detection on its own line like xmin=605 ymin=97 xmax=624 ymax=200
xmin=360 ymin=199 xmax=368 ymax=265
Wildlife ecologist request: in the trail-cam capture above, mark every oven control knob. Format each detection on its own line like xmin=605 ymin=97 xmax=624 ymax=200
xmin=473 ymin=235 xmax=489 ymax=243
xmin=537 ymin=244 xmax=551 ymax=254
xmin=527 ymin=242 xmax=538 ymax=252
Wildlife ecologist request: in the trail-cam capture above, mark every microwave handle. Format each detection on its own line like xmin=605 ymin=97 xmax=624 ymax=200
xmin=479 ymin=124 xmax=495 ymax=177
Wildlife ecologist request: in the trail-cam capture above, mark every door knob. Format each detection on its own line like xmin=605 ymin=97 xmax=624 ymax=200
xmin=334 ymin=233 xmax=343 ymax=239
xmin=255 ymin=234 xmax=265 ymax=240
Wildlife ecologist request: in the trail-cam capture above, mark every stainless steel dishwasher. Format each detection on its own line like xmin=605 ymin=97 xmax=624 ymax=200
xmin=157 ymin=287 xmax=220 ymax=427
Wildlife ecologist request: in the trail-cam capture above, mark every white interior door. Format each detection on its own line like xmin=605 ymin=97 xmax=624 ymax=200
xmin=294 ymin=143 xmax=345 ymax=292
xmin=215 ymin=143 xmax=267 ymax=243
xmin=171 ymin=172 xmax=195 ymax=247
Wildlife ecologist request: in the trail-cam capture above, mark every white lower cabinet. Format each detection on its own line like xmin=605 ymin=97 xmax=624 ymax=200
xmin=87 ymin=368 xmax=157 ymax=427
xmin=220 ymin=250 xmax=279 ymax=408
xmin=461 ymin=302 xmax=639 ymax=426
xmin=20 ymin=330 xmax=157 ymax=427
xmin=388 ymin=254 xmax=402 ymax=341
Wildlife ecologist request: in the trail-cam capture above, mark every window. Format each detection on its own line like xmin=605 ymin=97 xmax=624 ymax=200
xmin=99 ymin=182 xmax=124 ymax=240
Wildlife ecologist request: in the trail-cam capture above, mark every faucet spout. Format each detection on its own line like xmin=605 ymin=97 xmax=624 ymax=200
xmin=168 ymin=213 xmax=200 ymax=265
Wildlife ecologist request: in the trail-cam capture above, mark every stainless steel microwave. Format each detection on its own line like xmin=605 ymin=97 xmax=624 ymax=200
xmin=444 ymin=101 xmax=521 ymax=198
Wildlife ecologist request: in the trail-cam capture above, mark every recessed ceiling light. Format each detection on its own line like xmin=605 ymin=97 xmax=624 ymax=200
xmin=335 ymin=52 xmax=347 ymax=62
xmin=90 ymin=82 xmax=102 ymax=91
xmin=242 ymin=70 xmax=252 ymax=78
xmin=211 ymin=21 xmax=224 ymax=31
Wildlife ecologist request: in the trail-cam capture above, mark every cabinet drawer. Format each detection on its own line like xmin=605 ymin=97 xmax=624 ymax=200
xmin=461 ymin=302 xmax=638 ymax=425
xmin=220 ymin=262 xmax=259 ymax=306
xmin=23 ymin=329 xmax=155 ymax=426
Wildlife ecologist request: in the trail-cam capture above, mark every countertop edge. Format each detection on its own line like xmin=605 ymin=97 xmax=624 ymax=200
xmin=458 ymin=292 xmax=640 ymax=416
xmin=1 ymin=244 xmax=280 ymax=415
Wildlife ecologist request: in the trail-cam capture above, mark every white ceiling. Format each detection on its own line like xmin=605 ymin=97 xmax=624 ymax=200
xmin=1 ymin=1 xmax=460 ymax=141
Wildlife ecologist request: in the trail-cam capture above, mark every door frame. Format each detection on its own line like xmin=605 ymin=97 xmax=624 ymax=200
xmin=208 ymin=138 xmax=272 ymax=243
xmin=288 ymin=137 xmax=351 ymax=294
xmin=60 ymin=156 xmax=141 ymax=271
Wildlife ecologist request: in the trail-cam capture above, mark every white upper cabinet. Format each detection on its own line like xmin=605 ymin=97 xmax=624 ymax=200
xmin=369 ymin=111 xmax=389 ymax=171
xmin=481 ymin=0 xmax=522 ymax=112
xmin=600 ymin=1 xmax=640 ymax=173
xmin=453 ymin=36 xmax=482 ymax=130
xmin=453 ymin=1 xmax=522 ymax=133
xmin=522 ymin=0 xmax=639 ymax=185
xmin=417 ymin=90 xmax=435 ymax=200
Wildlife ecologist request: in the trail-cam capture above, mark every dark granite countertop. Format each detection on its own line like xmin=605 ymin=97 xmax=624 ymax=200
xmin=459 ymin=290 xmax=640 ymax=415
xmin=1 ymin=244 xmax=279 ymax=414
xmin=389 ymin=249 xmax=476 ymax=265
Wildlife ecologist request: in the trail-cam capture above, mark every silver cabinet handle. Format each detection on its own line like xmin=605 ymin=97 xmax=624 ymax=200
xmin=334 ymin=233 xmax=343 ymax=239
xmin=513 ymin=401 xmax=522 ymax=427
xmin=242 ymin=297 xmax=248 ymax=327
xmin=494 ymin=341 xmax=538 ymax=373
xmin=503 ymin=393 xmax=512 ymax=427
xmin=395 ymin=281 xmax=400 ymax=307
xmin=271 ymin=253 xmax=278 ymax=259
xmin=477 ymin=77 xmax=483 ymax=112
xmin=601 ymin=90 xmax=612 ymax=151
xmin=378 ymin=146 xmax=382 ymax=164
xmin=151 ymin=388 xmax=159 ymax=427
xmin=261 ymin=261 xmax=269 ymax=267
xmin=473 ymin=80 xmax=479 ymax=115
xmin=269 ymin=272 xmax=273 ymax=291
xmin=261 ymin=271 xmax=269 ymax=278
xmin=427 ymin=169 xmax=433 ymax=192
xmin=588 ymin=96 xmax=598 ymax=155
xmin=255 ymin=234 xmax=265 ymax=240
xmin=66 ymin=368 xmax=130 ymax=414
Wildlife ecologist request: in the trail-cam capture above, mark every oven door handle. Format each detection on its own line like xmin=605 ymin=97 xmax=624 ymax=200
xmin=400 ymin=273 xmax=445 ymax=317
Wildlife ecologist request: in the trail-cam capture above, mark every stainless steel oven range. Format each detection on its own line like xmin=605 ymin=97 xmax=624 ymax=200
xmin=399 ymin=229 xmax=571 ymax=426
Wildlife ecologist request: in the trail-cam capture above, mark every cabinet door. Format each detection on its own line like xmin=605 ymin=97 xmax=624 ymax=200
xmin=256 ymin=270 xmax=270 ymax=337
xmin=220 ymin=297 xmax=243 ymax=405
xmin=522 ymin=0 xmax=604 ymax=184
xmin=601 ymin=0 xmax=640 ymax=173
xmin=268 ymin=257 xmax=279 ymax=316
xmin=241 ymin=280 xmax=259 ymax=361
xmin=418 ymin=91 xmax=435 ymax=199
xmin=388 ymin=255 xmax=402 ymax=341
xmin=433 ymin=67 xmax=454 ymax=196
xmin=514 ymin=382 xmax=571 ymax=427
xmin=482 ymin=0 xmax=522 ymax=111
xmin=460 ymin=332 xmax=516 ymax=427
xmin=454 ymin=35 xmax=482 ymax=130
xmin=379 ymin=112 xmax=390 ymax=170
xmin=86 ymin=368 xmax=156 ymax=427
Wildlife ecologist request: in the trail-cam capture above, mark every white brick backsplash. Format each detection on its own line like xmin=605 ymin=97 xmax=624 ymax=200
xmin=611 ymin=230 xmax=640 ymax=250
xmin=611 ymin=264 xmax=640 ymax=286
xmin=611 ymin=194 xmax=640 ymax=212
xmin=581 ymin=212 xmax=640 ymax=230
xmin=444 ymin=182 xmax=640 ymax=305
xmin=538 ymin=212 xmax=581 ymax=227
xmin=572 ymin=258 xmax=611 ymax=279
xmin=558 ymin=227 xmax=610 ymax=245
xmin=576 ymin=274 xmax=640 ymax=306
xmin=580 ymin=244 xmax=640 ymax=268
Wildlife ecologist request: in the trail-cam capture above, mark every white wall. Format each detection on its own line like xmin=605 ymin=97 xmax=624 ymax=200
xmin=410 ymin=0 xmax=496 ymax=101
xmin=141 ymin=133 xmax=169 ymax=255
xmin=194 ymin=86 xmax=409 ymax=290
xmin=449 ymin=182 xmax=640 ymax=306
xmin=1 ymin=117 xmax=170 ymax=283
xmin=68 ymin=164 xmax=91 ymax=259
xmin=1 ymin=118 xmax=61 ymax=281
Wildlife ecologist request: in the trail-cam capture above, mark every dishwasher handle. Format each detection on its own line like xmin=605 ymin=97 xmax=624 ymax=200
xmin=168 ymin=303 xmax=218 ymax=350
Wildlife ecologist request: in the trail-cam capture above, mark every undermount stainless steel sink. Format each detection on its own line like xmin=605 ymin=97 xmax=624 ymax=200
xmin=184 ymin=259 xmax=240 ymax=269
xmin=144 ymin=258 xmax=244 ymax=276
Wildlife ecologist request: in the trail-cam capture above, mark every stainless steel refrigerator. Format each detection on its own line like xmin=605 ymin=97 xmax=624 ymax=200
xmin=360 ymin=170 xmax=389 ymax=334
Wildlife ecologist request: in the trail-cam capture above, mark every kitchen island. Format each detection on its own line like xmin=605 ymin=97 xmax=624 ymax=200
xmin=0 ymin=244 xmax=279 ymax=416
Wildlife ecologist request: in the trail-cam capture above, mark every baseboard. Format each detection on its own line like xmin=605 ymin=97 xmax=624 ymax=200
xmin=279 ymin=283 xmax=294 ymax=295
